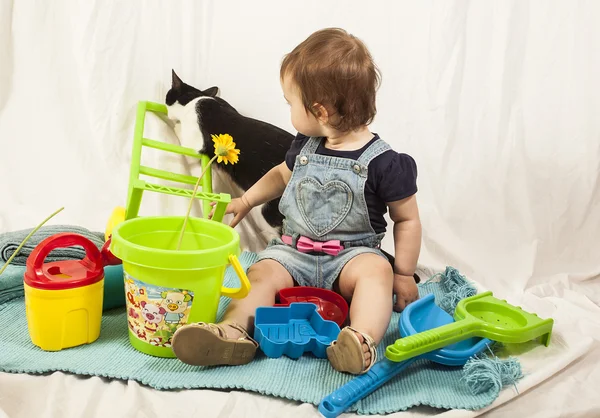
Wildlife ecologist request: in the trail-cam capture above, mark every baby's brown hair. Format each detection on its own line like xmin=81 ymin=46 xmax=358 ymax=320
xmin=280 ymin=28 xmax=381 ymax=132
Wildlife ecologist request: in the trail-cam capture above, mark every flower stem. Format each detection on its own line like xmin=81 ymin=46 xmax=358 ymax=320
xmin=0 ymin=207 xmax=65 ymax=275
xmin=176 ymin=155 xmax=218 ymax=250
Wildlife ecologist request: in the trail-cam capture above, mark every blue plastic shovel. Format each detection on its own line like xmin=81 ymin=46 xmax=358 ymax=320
xmin=318 ymin=293 xmax=492 ymax=417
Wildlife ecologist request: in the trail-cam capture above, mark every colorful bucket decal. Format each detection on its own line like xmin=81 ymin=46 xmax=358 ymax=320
xmin=124 ymin=272 xmax=194 ymax=348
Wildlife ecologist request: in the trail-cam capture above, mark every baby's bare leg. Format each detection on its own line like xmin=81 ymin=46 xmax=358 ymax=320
xmin=327 ymin=253 xmax=393 ymax=373
xmin=171 ymin=259 xmax=293 ymax=365
xmin=220 ymin=259 xmax=294 ymax=337
xmin=338 ymin=253 xmax=394 ymax=343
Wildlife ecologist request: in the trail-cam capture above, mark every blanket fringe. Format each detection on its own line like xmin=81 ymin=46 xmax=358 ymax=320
xmin=462 ymin=349 xmax=523 ymax=395
xmin=426 ymin=266 xmax=477 ymax=314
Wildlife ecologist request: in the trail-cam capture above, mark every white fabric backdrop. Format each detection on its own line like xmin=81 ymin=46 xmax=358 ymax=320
xmin=1 ymin=1 xmax=599 ymax=417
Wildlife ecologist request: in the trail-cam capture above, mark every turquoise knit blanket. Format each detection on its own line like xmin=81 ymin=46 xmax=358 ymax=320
xmin=0 ymin=252 xmax=504 ymax=414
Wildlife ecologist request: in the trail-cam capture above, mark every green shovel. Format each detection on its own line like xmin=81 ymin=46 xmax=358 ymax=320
xmin=385 ymin=291 xmax=554 ymax=363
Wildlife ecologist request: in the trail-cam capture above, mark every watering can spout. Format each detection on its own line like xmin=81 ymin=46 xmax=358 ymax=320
xmin=101 ymin=239 xmax=122 ymax=266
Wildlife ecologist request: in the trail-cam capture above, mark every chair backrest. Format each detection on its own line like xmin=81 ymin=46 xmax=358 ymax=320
xmin=126 ymin=100 xmax=228 ymax=220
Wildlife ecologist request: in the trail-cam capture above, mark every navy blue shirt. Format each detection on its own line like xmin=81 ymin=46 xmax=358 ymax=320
xmin=285 ymin=134 xmax=418 ymax=234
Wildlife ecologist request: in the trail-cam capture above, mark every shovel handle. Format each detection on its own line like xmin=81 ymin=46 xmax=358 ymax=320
xmin=318 ymin=359 xmax=415 ymax=418
xmin=385 ymin=321 xmax=474 ymax=363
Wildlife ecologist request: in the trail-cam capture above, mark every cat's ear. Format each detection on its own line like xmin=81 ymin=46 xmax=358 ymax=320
xmin=203 ymin=86 xmax=219 ymax=97
xmin=172 ymin=69 xmax=183 ymax=89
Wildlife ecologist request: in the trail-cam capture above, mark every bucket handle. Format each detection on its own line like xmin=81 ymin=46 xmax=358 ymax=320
xmin=220 ymin=255 xmax=251 ymax=299
xmin=29 ymin=233 xmax=104 ymax=281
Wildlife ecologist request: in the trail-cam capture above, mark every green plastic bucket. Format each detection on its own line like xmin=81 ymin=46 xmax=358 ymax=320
xmin=110 ymin=216 xmax=251 ymax=358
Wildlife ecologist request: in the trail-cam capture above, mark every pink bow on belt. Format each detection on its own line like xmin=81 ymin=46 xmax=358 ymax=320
xmin=281 ymin=235 xmax=344 ymax=256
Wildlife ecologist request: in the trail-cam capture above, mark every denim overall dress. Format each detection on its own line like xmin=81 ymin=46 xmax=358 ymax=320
xmin=257 ymin=136 xmax=391 ymax=289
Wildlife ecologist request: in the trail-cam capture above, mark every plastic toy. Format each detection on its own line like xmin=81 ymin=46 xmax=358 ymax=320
xmin=254 ymin=303 xmax=341 ymax=359
xmin=101 ymin=264 xmax=124 ymax=310
xmin=110 ymin=215 xmax=251 ymax=358
xmin=275 ymin=287 xmax=348 ymax=327
xmin=318 ymin=293 xmax=491 ymax=417
xmin=105 ymin=101 xmax=231 ymax=240
xmin=100 ymin=239 xmax=121 ymax=266
xmin=24 ymin=233 xmax=105 ymax=351
xmin=385 ymin=291 xmax=554 ymax=363
xmin=105 ymin=206 xmax=126 ymax=241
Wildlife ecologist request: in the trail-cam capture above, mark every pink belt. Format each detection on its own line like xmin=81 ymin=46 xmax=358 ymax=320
xmin=281 ymin=235 xmax=344 ymax=256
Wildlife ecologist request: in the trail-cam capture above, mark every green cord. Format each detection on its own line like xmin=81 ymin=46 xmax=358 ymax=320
xmin=0 ymin=207 xmax=65 ymax=276
xmin=176 ymin=155 xmax=218 ymax=250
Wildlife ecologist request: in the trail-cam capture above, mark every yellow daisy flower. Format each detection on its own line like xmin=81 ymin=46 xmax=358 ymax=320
xmin=212 ymin=134 xmax=240 ymax=165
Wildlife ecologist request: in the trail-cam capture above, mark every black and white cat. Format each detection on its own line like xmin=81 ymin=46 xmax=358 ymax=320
xmin=165 ymin=70 xmax=294 ymax=240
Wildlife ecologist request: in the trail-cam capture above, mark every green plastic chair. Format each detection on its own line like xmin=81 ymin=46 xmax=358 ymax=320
xmin=124 ymin=100 xmax=230 ymax=222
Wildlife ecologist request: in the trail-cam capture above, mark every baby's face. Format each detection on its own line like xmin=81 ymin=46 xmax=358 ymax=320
xmin=281 ymin=75 xmax=324 ymax=137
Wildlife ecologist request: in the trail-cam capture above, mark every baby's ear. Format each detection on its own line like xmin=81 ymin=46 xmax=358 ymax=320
xmin=172 ymin=69 xmax=183 ymax=89
xmin=312 ymin=102 xmax=329 ymax=124
xmin=203 ymin=86 xmax=219 ymax=97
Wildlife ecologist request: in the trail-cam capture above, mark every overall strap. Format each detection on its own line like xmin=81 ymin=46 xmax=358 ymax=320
xmin=357 ymin=139 xmax=392 ymax=166
xmin=299 ymin=136 xmax=322 ymax=154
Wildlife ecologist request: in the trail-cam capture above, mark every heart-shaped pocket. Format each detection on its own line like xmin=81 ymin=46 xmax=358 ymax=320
xmin=296 ymin=177 xmax=353 ymax=237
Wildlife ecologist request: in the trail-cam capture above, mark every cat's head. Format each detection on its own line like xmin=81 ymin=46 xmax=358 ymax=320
xmin=165 ymin=70 xmax=219 ymax=122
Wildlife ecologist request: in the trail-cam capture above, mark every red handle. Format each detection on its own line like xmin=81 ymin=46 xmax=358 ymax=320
xmin=30 ymin=233 xmax=104 ymax=281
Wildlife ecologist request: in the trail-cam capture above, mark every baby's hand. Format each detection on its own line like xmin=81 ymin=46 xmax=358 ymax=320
xmin=393 ymin=274 xmax=419 ymax=312
xmin=209 ymin=196 xmax=252 ymax=228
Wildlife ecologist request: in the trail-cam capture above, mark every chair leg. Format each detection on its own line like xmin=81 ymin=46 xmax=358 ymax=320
xmin=211 ymin=201 xmax=228 ymax=223
xmin=125 ymin=187 xmax=144 ymax=220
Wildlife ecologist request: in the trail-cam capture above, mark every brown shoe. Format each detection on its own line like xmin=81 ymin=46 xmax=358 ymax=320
xmin=326 ymin=326 xmax=378 ymax=375
xmin=171 ymin=322 xmax=258 ymax=366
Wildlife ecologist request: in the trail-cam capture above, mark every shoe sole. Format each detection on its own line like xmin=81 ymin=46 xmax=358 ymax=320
xmin=326 ymin=329 xmax=365 ymax=374
xmin=171 ymin=325 xmax=257 ymax=366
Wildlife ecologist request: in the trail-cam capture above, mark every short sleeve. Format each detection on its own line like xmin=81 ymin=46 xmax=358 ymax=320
xmin=374 ymin=152 xmax=418 ymax=203
xmin=285 ymin=133 xmax=311 ymax=170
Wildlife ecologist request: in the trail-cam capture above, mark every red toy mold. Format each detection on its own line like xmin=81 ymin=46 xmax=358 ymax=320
xmin=275 ymin=287 xmax=348 ymax=327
